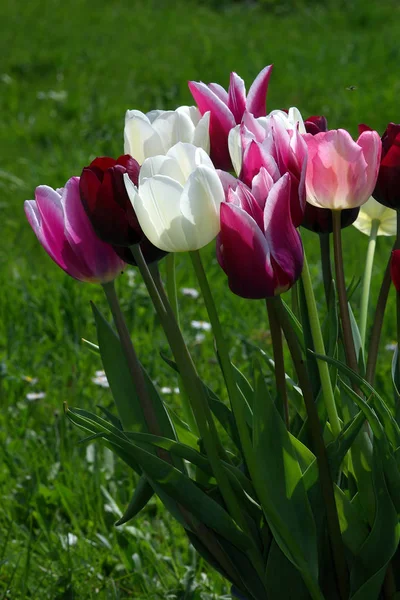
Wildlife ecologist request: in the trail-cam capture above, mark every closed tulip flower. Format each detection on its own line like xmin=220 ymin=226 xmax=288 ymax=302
xmin=305 ymin=128 xmax=381 ymax=210
xmin=217 ymin=173 xmax=303 ymax=299
xmin=391 ymin=250 xmax=400 ymax=292
xmin=189 ymin=65 xmax=273 ymax=170
xmin=124 ymin=143 xmax=225 ymax=252
xmin=25 ymin=177 xmax=125 ymax=283
xmin=353 ymin=196 xmax=397 ymax=236
xmin=360 ymin=123 xmax=400 ymax=210
xmin=124 ymin=106 xmax=210 ymax=165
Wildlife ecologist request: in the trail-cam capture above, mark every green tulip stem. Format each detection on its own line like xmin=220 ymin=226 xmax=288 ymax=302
xmin=360 ymin=219 xmax=380 ymax=350
xmin=301 ymin=254 xmax=341 ymax=437
xmin=291 ymin=280 xmax=300 ymax=319
xmin=366 ymin=211 xmax=400 ymax=384
xmin=165 ymin=253 xmax=179 ymax=325
xmin=332 ymin=210 xmax=359 ymax=375
xmin=273 ymin=296 xmax=349 ymax=600
xmin=102 ymin=280 xmax=162 ymax=436
xmin=266 ymin=298 xmax=290 ymax=429
xmin=130 ymin=247 xmax=266 ymax=582
xmin=319 ymin=232 xmax=333 ymax=306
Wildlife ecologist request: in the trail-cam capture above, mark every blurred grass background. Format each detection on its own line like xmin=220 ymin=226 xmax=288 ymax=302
xmin=1 ymin=0 xmax=400 ymax=597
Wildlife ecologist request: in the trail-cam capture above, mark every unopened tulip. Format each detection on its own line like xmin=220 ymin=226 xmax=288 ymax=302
xmin=304 ymin=115 xmax=328 ymax=135
xmin=305 ymin=128 xmax=381 ymax=210
xmin=25 ymin=177 xmax=125 ymax=283
xmin=80 ymin=155 xmax=141 ymax=246
xmin=125 ymin=143 xmax=225 ymax=252
xmin=391 ymin=250 xmax=400 ymax=292
xmin=228 ymin=111 xmax=308 ymax=227
xmin=353 ymin=196 xmax=396 ymax=236
xmin=124 ymin=106 xmax=210 ymax=165
xmin=189 ymin=66 xmax=273 ymax=170
xmin=217 ymin=173 xmax=303 ymax=299
xmin=360 ymin=123 xmax=400 ymax=210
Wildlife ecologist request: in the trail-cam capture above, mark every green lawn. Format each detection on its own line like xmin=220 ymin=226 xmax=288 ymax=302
xmin=1 ymin=0 xmax=400 ymax=597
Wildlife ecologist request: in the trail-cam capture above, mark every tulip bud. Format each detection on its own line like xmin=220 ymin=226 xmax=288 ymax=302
xmin=304 ymin=115 xmax=328 ymax=135
xmin=391 ymin=250 xmax=400 ymax=292
xmin=305 ymin=128 xmax=382 ymax=210
xmin=189 ymin=66 xmax=273 ymax=170
xmin=80 ymin=155 xmax=142 ymax=247
xmin=25 ymin=177 xmax=125 ymax=284
xmin=364 ymin=123 xmax=400 ymax=210
xmin=217 ymin=174 xmax=303 ymax=299
xmin=125 ymin=143 xmax=225 ymax=252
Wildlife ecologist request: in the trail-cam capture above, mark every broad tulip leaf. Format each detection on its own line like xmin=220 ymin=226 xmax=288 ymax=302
xmin=115 ymin=475 xmax=154 ymax=526
xmin=251 ymin=363 xmax=321 ymax=597
xmin=350 ymin=447 xmax=400 ymax=600
xmin=298 ymin=278 xmax=320 ymax=399
xmin=281 ymin=299 xmax=305 ymax=351
xmin=348 ymin=303 xmax=365 ymax=373
xmin=334 ymin=485 xmax=369 ymax=556
xmin=266 ymin=540 xmax=310 ymax=599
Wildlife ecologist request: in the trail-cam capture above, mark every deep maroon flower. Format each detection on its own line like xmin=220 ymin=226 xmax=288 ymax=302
xmin=80 ymin=155 xmax=142 ymax=246
xmin=391 ymin=250 xmax=400 ymax=292
xmin=360 ymin=123 xmax=400 ymax=210
xmin=304 ymin=115 xmax=328 ymax=135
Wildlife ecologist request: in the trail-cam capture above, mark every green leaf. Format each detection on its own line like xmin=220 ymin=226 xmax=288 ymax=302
xmin=281 ymin=299 xmax=305 ymax=351
xmin=334 ymin=485 xmax=369 ymax=556
xmin=348 ymin=303 xmax=365 ymax=373
xmin=266 ymin=540 xmax=310 ymax=599
xmin=251 ymin=362 xmax=321 ymax=597
xmin=115 ymin=475 xmax=154 ymax=526
xmin=350 ymin=446 xmax=400 ymax=600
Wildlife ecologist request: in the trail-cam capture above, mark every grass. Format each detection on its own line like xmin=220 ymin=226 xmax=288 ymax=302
xmin=1 ymin=0 xmax=400 ymax=596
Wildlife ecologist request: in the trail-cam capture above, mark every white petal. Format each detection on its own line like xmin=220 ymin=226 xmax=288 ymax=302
xmin=139 ymin=155 xmax=186 ymax=186
xmin=193 ymin=111 xmax=210 ymax=154
xmin=167 ymin=143 xmax=213 ymax=180
xmin=135 ymin=175 xmax=192 ymax=252
xmin=124 ymin=174 xmax=141 ymax=209
xmin=125 ymin=109 xmax=151 ymax=124
xmin=228 ymin=125 xmax=243 ymax=176
xmin=359 ymin=196 xmax=389 ymax=221
xmin=146 ymin=109 xmax=166 ymax=123
xmin=150 ymin=111 xmax=178 ymax=151
xmin=287 ymin=107 xmax=306 ymax=134
xmin=179 ymin=165 xmax=224 ymax=250
xmin=353 ymin=197 xmax=397 ymax=236
xmin=177 ymin=105 xmax=202 ymax=126
xmin=124 ymin=116 xmax=164 ymax=164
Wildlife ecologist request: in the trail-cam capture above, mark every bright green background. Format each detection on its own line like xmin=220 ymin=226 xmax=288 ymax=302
xmin=1 ymin=0 xmax=399 ymax=597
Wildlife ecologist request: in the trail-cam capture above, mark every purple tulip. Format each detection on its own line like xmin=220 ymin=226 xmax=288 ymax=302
xmin=217 ymin=173 xmax=303 ymax=299
xmin=25 ymin=177 xmax=125 ymax=283
xmin=188 ymin=65 xmax=273 ymax=170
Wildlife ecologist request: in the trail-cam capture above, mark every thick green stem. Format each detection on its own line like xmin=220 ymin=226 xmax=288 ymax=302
xmin=366 ymin=212 xmax=400 ymax=384
xmin=301 ymin=255 xmax=341 ymax=437
xmin=274 ymin=297 xmax=349 ymax=600
xmin=360 ymin=219 xmax=379 ymax=350
xmin=266 ymin=298 xmax=290 ymax=429
xmin=165 ymin=253 xmax=179 ymax=324
xmin=332 ymin=210 xmax=359 ymax=374
xmin=102 ymin=280 xmax=162 ymax=436
xmin=319 ymin=232 xmax=333 ymax=307
xmin=130 ymin=247 xmax=266 ymax=583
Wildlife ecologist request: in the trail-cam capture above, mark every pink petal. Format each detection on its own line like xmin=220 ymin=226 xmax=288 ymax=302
xmin=251 ymin=167 xmax=274 ymax=208
xmin=356 ymin=129 xmax=382 ymax=201
xmin=208 ymin=82 xmax=229 ymax=104
xmin=228 ymin=72 xmax=246 ymax=123
xmin=217 ymin=170 xmax=239 ymax=197
xmin=246 ymin=65 xmax=273 ymax=117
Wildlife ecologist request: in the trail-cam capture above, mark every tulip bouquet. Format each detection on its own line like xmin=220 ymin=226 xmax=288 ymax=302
xmin=25 ymin=65 xmax=400 ymax=600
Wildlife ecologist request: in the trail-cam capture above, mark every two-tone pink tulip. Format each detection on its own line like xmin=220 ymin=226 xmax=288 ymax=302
xmin=25 ymin=177 xmax=125 ymax=283
xmin=217 ymin=172 xmax=303 ymax=299
xmin=189 ymin=66 xmax=273 ymax=170
xmin=228 ymin=111 xmax=308 ymax=227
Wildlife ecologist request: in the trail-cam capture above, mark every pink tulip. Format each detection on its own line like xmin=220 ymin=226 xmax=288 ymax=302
xmin=188 ymin=65 xmax=273 ymax=170
xmin=25 ymin=177 xmax=125 ymax=283
xmin=305 ymin=128 xmax=382 ymax=210
xmin=217 ymin=172 xmax=303 ymax=299
xmin=230 ymin=112 xmax=308 ymax=227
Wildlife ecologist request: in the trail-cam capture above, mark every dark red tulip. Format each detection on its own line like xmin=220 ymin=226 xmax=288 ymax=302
xmin=80 ymin=155 xmax=142 ymax=246
xmin=391 ymin=249 xmax=400 ymax=292
xmin=360 ymin=123 xmax=400 ymax=210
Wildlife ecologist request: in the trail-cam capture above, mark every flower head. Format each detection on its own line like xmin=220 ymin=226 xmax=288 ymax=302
xmin=124 ymin=106 xmax=210 ymax=165
xmin=189 ymin=66 xmax=273 ymax=170
xmin=125 ymin=143 xmax=225 ymax=252
xmin=25 ymin=177 xmax=125 ymax=283
xmin=353 ymin=196 xmax=397 ymax=236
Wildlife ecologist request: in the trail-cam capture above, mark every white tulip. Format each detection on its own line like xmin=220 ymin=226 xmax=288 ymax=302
xmin=353 ymin=196 xmax=396 ymax=236
xmin=124 ymin=143 xmax=225 ymax=252
xmin=124 ymin=106 xmax=210 ymax=165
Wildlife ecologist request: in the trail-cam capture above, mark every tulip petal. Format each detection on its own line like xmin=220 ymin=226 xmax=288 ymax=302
xmin=25 ymin=196 xmax=68 ymax=271
xmin=251 ymin=167 xmax=274 ymax=208
xmin=134 ymin=175 xmax=188 ymax=252
xmin=217 ymin=170 xmax=239 ymax=196
xmin=219 ymin=202 xmax=274 ymax=299
xmin=228 ymin=72 xmax=246 ymax=123
xmin=192 ymin=111 xmax=210 ymax=154
xmin=228 ymin=125 xmax=243 ymax=176
xmin=140 ymin=155 xmax=187 ymax=186
xmin=124 ymin=114 xmax=165 ymax=164
xmin=208 ymin=83 xmax=229 ymax=104
xmin=167 ymin=143 xmax=213 ymax=179
xmin=246 ymin=65 xmax=273 ymax=118
xmin=356 ymin=130 xmax=382 ymax=201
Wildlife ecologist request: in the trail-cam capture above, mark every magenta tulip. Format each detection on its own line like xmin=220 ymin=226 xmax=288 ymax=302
xmin=25 ymin=177 xmax=125 ymax=283
xmin=189 ymin=65 xmax=273 ymax=170
xmin=360 ymin=123 xmax=400 ymax=210
xmin=217 ymin=173 xmax=303 ymax=299
xmin=305 ymin=128 xmax=381 ymax=210
xmin=230 ymin=112 xmax=308 ymax=227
